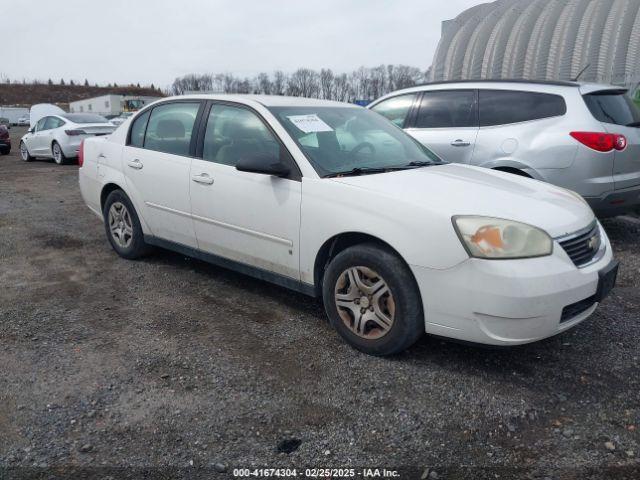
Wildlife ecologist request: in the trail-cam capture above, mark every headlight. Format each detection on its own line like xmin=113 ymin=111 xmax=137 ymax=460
xmin=452 ymin=216 xmax=553 ymax=259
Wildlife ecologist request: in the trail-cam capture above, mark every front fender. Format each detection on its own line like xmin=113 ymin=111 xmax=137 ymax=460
xmin=300 ymin=178 xmax=469 ymax=285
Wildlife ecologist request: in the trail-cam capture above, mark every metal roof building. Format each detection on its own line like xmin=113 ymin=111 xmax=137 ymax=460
xmin=429 ymin=0 xmax=640 ymax=89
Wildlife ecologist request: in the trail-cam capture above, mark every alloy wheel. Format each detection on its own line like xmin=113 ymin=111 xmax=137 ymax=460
xmin=334 ymin=266 xmax=395 ymax=340
xmin=20 ymin=142 xmax=29 ymax=161
xmin=108 ymin=202 xmax=134 ymax=248
xmin=52 ymin=144 xmax=62 ymax=164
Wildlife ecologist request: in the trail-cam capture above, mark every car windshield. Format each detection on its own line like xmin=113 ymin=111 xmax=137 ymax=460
xmin=61 ymin=114 xmax=109 ymax=124
xmin=268 ymin=106 xmax=442 ymax=177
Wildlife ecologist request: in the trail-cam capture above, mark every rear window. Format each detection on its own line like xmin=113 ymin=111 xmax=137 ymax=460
xmin=62 ymin=114 xmax=109 ymax=124
xmin=583 ymin=91 xmax=640 ymax=127
xmin=479 ymin=90 xmax=567 ymax=127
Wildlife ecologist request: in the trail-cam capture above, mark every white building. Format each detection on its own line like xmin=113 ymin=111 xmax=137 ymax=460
xmin=69 ymin=95 xmax=162 ymax=117
xmin=0 ymin=106 xmax=29 ymax=124
xmin=429 ymin=0 xmax=640 ymax=90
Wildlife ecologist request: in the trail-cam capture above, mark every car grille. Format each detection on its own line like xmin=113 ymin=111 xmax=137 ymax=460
xmin=560 ymin=295 xmax=596 ymax=323
xmin=558 ymin=222 xmax=601 ymax=268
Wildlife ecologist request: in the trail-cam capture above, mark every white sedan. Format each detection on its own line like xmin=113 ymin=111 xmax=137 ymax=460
xmin=78 ymin=95 xmax=618 ymax=356
xmin=20 ymin=113 xmax=116 ymax=165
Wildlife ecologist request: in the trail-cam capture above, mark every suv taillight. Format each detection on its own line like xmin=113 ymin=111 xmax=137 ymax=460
xmin=78 ymin=140 xmax=85 ymax=167
xmin=570 ymin=132 xmax=627 ymax=152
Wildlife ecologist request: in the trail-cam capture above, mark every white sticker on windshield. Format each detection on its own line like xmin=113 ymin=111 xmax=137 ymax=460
xmin=287 ymin=114 xmax=333 ymax=133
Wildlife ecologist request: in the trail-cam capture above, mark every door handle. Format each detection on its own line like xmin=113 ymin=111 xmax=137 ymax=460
xmin=451 ymin=139 xmax=471 ymax=147
xmin=127 ymin=159 xmax=143 ymax=169
xmin=191 ymin=173 xmax=214 ymax=185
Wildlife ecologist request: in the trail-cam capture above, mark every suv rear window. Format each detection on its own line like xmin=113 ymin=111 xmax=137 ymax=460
xmin=583 ymin=90 xmax=640 ymax=127
xmin=479 ymin=90 xmax=566 ymax=127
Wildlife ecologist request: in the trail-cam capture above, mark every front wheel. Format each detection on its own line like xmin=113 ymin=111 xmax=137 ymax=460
xmin=103 ymin=190 xmax=150 ymax=259
xmin=52 ymin=141 xmax=67 ymax=165
xmin=20 ymin=141 xmax=33 ymax=161
xmin=322 ymin=243 xmax=424 ymax=356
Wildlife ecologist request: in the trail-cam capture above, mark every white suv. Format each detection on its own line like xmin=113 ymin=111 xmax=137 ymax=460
xmin=369 ymin=80 xmax=640 ymax=217
xmin=79 ymin=95 xmax=617 ymax=355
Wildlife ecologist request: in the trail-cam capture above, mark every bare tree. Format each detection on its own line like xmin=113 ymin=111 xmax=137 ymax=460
xmin=287 ymin=68 xmax=319 ymax=97
xmin=257 ymin=73 xmax=272 ymax=94
xmin=319 ymin=69 xmax=334 ymax=100
xmin=272 ymin=71 xmax=287 ymax=95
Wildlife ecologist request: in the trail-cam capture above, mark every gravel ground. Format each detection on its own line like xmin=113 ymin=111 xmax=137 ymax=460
xmin=0 ymin=127 xmax=639 ymax=479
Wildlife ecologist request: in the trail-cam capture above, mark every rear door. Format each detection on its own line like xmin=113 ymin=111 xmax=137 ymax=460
xmin=583 ymin=89 xmax=640 ymax=190
xmin=404 ymin=89 xmax=479 ymax=164
xmin=122 ymin=101 xmax=204 ymax=248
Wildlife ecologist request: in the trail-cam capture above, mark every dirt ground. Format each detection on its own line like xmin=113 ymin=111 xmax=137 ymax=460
xmin=0 ymin=126 xmax=639 ymax=479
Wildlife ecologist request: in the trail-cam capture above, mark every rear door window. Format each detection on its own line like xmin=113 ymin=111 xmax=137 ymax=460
xmin=414 ymin=90 xmax=478 ymax=128
xmin=479 ymin=90 xmax=566 ymax=127
xmin=143 ymin=102 xmax=201 ymax=156
xmin=370 ymin=93 xmax=418 ymax=128
xmin=583 ymin=91 xmax=640 ymax=127
xmin=129 ymin=110 xmax=150 ymax=148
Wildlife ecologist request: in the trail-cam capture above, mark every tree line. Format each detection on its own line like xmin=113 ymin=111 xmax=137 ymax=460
xmin=170 ymin=65 xmax=428 ymax=101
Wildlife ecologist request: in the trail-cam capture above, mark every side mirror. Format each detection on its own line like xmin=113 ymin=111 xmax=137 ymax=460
xmin=28 ymin=127 xmax=35 ymax=134
xmin=236 ymin=153 xmax=290 ymax=177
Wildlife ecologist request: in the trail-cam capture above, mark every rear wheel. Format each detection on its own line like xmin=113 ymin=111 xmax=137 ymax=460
xmin=322 ymin=243 xmax=424 ymax=356
xmin=52 ymin=141 xmax=67 ymax=165
xmin=20 ymin=141 xmax=33 ymax=161
xmin=103 ymin=190 xmax=150 ymax=259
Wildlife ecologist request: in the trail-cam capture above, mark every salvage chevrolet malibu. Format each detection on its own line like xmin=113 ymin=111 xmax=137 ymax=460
xmin=78 ymin=95 xmax=618 ymax=356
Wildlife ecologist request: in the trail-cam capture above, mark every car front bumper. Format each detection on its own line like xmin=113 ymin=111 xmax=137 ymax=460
xmin=411 ymin=223 xmax=616 ymax=346
xmin=585 ymin=184 xmax=640 ymax=217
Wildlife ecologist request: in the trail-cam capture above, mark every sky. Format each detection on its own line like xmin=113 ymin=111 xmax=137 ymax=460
xmin=6 ymin=0 xmax=485 ymax=89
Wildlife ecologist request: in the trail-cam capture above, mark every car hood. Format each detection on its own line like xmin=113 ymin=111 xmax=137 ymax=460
xmin=329 ymin=164 xmax=595 ymax=238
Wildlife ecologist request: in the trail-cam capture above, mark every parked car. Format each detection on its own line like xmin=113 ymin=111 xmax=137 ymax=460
xmin=110 ymin=112 xmax=134 ymax=126
xmin=79 ymin=95 xmax=617 ymax=356
xmin=0 ymin=117 xmax=10 ymax=129
xmin=368 ymin=80 xmax=640 ymax=218
xmin=0 ymin=125 xmax=10 ymax=155
xmin=20 ymin=113 xmax=116 ymax=165
xmin=17 ymin=117 xmax=29 ymax=127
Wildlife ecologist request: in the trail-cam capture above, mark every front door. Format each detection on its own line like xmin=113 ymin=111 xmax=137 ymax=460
xmin=122 ymin=101 xmax=203 ymax=248
xmin=404 ymin=89 xmax=479 ymax=164
xmin=189 ymin=103 xmax=301 ymax=279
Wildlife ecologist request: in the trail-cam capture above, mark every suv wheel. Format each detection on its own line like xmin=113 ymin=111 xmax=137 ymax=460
xmin=322 ymin=243 xmax=424 ymax=356
xmin=20 ymin=141 xmax=33 ymax=162
xmin=103 ymin=190 xmax=150 ymax=259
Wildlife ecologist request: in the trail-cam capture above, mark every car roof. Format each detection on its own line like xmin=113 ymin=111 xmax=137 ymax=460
xmin=166 ymin=94 xmax=359 ymax=109
xmin=369 ymin=79 xmax=632 ymax=105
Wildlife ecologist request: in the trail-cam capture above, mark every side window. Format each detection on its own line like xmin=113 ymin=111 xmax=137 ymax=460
xmin=370 ymin=93 xmax=418 ymax=127
xmin=143 ymin=102 xmax=200 ymax=156
xmin=129 ymin=110 xmax=150 ymax=148
xmin=415 ymin=90 xmax=477 ymax=128
xmin=202 ymin=104 xmax=280 ymax=167
xmin=37 ymin=117 xmax=49 ymax=131
xmin=479 ymin=90 xmax=566 ymax=127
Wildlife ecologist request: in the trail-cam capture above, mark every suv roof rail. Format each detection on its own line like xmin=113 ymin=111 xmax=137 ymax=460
xmin=415 ymin=79 xmax=580 ymax=88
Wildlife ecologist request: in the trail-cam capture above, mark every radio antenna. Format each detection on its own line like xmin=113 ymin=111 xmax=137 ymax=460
xmin=572 ymin=64 xmax=590 ymax=82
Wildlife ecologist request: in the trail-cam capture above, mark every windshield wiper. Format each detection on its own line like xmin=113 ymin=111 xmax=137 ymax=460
xmin=325 ymin=167 xmax=389 ymax=178
xmin=405 ymin=160 xmax=434 ymax=167
xmin=625 ymin=121 xmax=640 ymax=127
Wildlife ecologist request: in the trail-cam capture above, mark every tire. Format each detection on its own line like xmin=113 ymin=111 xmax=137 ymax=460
xmin=322 ymin=243 xmax=424 ymax=356
xmin=52 ymin=141 xmax=68 ymax=165
xmin=102 ymin=190 xmax=150 ymax=260
xmin=20 ymin=141 xmax=33 ymax=162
